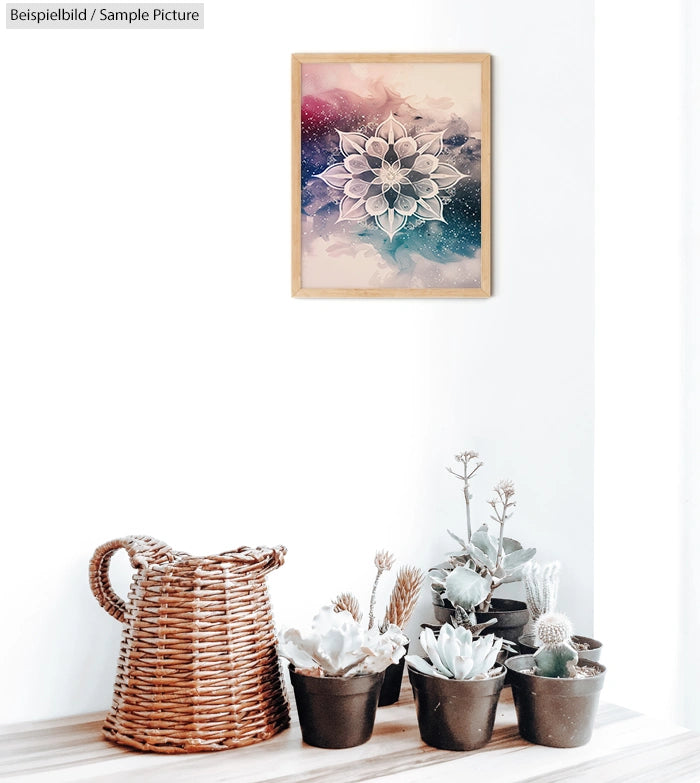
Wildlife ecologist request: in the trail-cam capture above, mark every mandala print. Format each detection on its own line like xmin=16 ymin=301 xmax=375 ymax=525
xmin=316 ymin=113 xmax=466 ymax=240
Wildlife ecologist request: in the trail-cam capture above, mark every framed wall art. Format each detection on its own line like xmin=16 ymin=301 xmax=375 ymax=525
xmin=292 ymin=53 xmax=491 ymax=298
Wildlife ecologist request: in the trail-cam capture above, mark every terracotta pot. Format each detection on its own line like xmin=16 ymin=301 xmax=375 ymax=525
xmin=518 ymin=634 xmax=603 ymax=662
xmin=378 ymin=644 xmax=409 ymax=707
xmin=506 ymin=654 xmax=606 ymax=748
xmin=289 ymin=668 xmax=383 ymax=748
xmin=408 ymin=661 xmax=506 ymax=751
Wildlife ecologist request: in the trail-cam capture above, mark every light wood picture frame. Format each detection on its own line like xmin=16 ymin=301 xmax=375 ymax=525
xmin=292 ymin=53 xmax=491 ymax=298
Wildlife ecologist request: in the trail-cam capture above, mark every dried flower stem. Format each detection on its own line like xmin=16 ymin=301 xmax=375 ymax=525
xmin=368 ymin=550 xmax=395 ymax=629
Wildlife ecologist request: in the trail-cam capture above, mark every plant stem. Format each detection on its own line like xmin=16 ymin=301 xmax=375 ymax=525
xmin=464 ymin=476 xmax=472 ymax=541
xmin=484 ymin=481 xmax=515 ymax=612
xmin=497 ymin=514 xmax=505 ymax=569
xmin=448 ymin=452 xmax=482 ymax=543
xmin=368 ymin=570 xmax=381 ymax=629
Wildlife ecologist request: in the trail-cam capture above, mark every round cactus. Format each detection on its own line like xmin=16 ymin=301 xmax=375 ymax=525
xmin=533 ymin=612 xmax=578 ymax=678
xmin=535 ymin=612 xmax=573 ymax=646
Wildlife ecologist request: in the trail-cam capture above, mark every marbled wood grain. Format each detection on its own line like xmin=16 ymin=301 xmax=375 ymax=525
xmin=2 ymin=682 xmax=699 ymax=783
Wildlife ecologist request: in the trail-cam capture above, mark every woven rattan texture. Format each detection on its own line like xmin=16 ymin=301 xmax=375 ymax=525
xmin=89 ymin=536 xmax=289 ymax=753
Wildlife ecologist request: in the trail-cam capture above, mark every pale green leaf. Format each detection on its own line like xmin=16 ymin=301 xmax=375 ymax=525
xmin=470 ymin=524 xmax=498 ymax=562
xmin=445 ymin=566 xmax=491 ymax=612
xmin=503 ymin=547 xmax=537 ymax=571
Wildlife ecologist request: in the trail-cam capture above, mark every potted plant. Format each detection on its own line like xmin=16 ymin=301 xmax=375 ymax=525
xmin=377 ymin=564 xmax=424 ymax=705
xmin=430 ymin=451 xmax=535 ymax=643
xmin=332 ymin=551 xmax=424 ymax=707
xmin=506 ymin=613 xmax=606 ymax=748
xmin=518 ymin=561 xmax=603 ymax=662
xmin=406 ymin=624 xmax=506 ymax=750
xmin=421 ymin=604 xmax=518 ymax=663
xmin=278 ymin=605 xmax=406 ymax=748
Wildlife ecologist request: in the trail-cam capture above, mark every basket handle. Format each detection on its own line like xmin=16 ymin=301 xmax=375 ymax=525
xmin=257 ymin=544 xmax=287 ymax=574
xmin=89 ymin=535 xmax=174 ymax=623
xmin=227 ymin=544 xmax=287 ymax=575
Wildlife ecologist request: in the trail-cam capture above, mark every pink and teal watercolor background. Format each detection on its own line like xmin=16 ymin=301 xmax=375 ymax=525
xmin=300 ymin=61 xmax=483 ymax=289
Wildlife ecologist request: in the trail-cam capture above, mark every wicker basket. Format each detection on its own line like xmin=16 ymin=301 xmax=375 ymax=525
xmin=89 ymin=535 xmax=289 ymax=753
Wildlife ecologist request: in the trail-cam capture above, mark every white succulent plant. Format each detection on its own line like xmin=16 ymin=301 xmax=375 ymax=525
xmin=278 ymin=606 xmax=407 ymax=678
xmin=406 ymin=624 xmax=503 ymax=681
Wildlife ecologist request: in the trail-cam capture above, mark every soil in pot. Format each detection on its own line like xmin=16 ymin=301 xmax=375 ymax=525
xmin=378 ymin=644 xmax=409 ymax=707
xmin=505 ymin=654 xmax=606 ymax=748
xmin=289 ymin=667 xmax=384 ymax=749
xmin=408 ymin=662 xmax=506 ymax=751
xmin=518 ymin=634 xmax=603 ymax=662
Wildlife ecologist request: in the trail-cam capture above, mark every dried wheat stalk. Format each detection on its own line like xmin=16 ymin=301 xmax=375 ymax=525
xmin=381 ymin=565 xmax=424 ymax=631
xmin=332 ymin=592 xmax=363 ymax=623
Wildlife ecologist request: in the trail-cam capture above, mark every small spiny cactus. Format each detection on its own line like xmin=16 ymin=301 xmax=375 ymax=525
xmin=533 ymin=612 xmax=578 ymax=678
xmin=523 ymin=561 xmax=560 ymax=622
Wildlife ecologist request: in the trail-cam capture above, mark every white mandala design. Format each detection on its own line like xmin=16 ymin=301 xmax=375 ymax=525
xmin=316 ymin=113 xmax=466 ymax=240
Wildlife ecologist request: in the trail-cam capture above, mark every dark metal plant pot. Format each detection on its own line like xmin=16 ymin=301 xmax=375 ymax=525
xmin=433 ymin=598 xmax=529 ymax=644
xmin=432 ymin=597 xmax=454 ymax=625
xmin=433 ymin=604 xmax=453 ymax=625
xmin=289 ymin=667 xmax=384 ymax=749
xmin=475 ymin=599 xmax=530 ymax=644
xmin=518 ymin=634 xmax=603 ymax=662
xmin=378 ymin=644 xmax=409 ymax=707
xmin=407 ymin=662 xmax=506 ymax=751
xmin=506 ymin=654 xmax=606 ymax=748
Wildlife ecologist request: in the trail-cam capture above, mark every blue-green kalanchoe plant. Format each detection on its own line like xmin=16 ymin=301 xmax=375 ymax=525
xmin=533 ymin=612 xmax=578 ymax=678
xmin=430 ymin=451 xmax=536 ymax=615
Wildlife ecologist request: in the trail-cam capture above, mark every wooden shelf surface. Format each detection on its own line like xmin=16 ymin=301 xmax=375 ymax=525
xmin=2 ymin=681 xmax=700 ymax=782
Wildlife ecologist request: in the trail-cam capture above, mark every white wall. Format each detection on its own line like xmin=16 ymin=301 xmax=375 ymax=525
xmin=681 ymin=0 xmax=700 ymax=731
xmin=594 ymin=0 xmax=697 ymax=728
xmin=0 ymin=0 xmax=593 ymax=723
